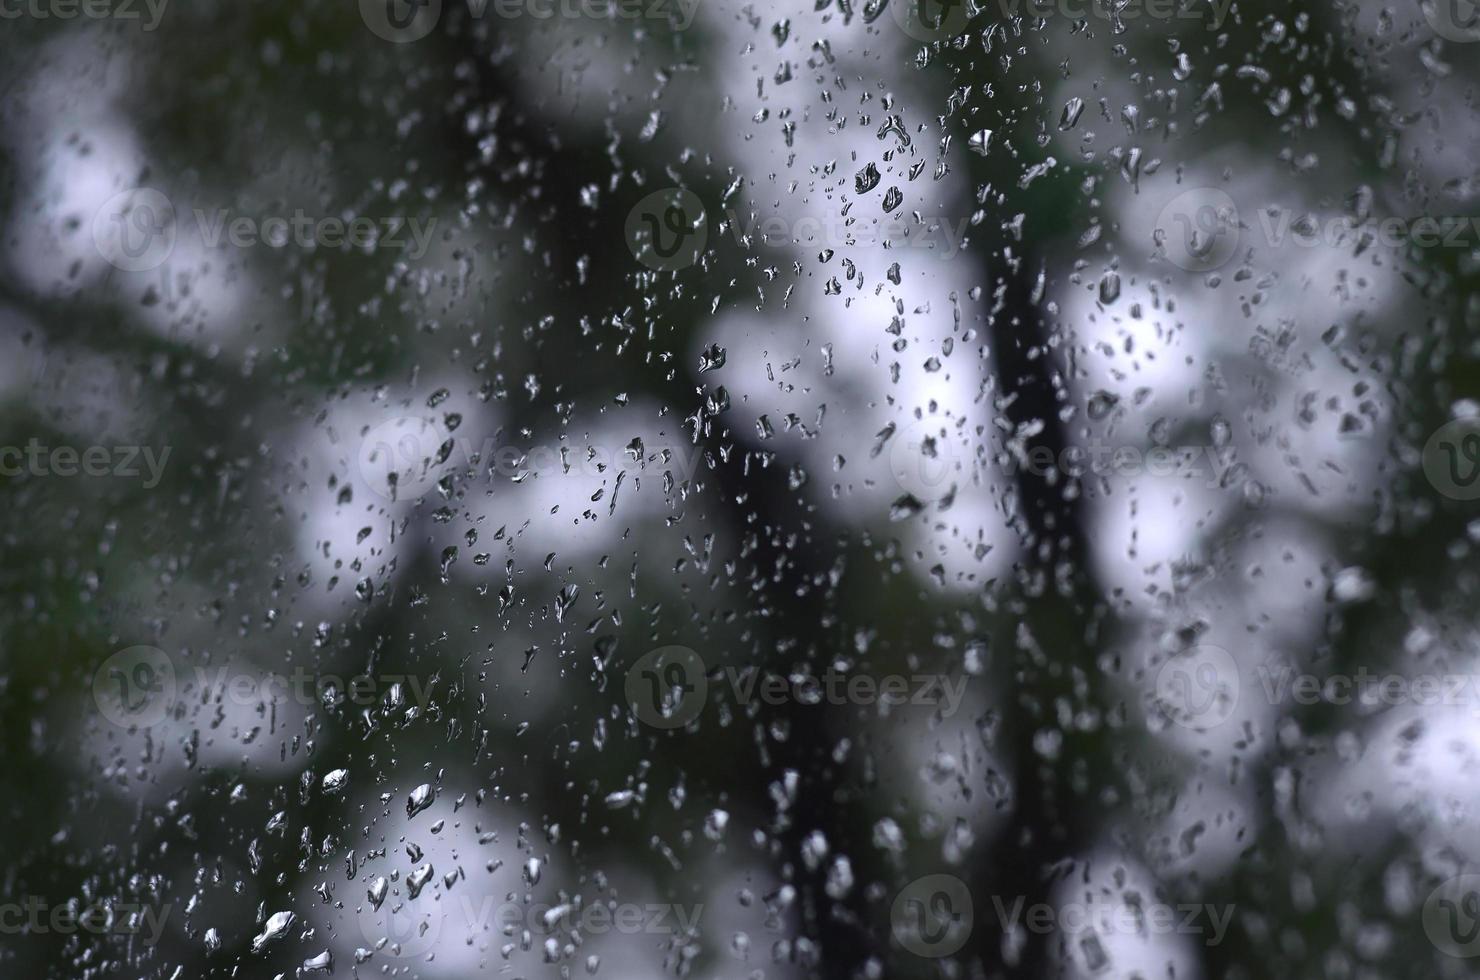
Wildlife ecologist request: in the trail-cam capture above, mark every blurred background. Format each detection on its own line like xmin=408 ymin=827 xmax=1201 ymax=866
xmin=1 ymin=0 xmax=1479 ymax=976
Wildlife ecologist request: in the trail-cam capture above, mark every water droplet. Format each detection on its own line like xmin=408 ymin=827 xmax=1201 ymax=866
xmin=1087 ymin=391 xmax=1120 ymax=420
xmin=407 ymin=783 xmax=434 ymax=818
xmin=368 ymin=876 xmax=388 ymax=910
xmin=1059 ymin=97 xmax=1085 ymax=131
xmin=251 ymin=911 xmax=295 ymax=953
xmin=889 ymin=494 xmax=925 ymax=521
xmin=300 ymin=950 xmax=334 ymax=974
xmin=699 ymin=343 xmax=727 ymax=373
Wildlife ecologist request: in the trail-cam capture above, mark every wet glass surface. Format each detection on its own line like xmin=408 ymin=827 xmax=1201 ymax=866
xmin=2 ymin=0 xmax=1480 ymax=977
